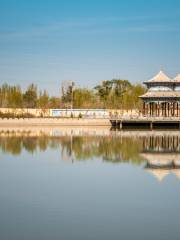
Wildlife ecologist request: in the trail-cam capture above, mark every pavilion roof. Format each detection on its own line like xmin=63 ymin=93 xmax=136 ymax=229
xmin=140 ymin=91 xmax=180 ymax=98
xmin=174 ymin=74 xmax=180 ymax=82
xmin=144 ymin=70 xmax=173 ymax=83
xmin=141 ymin=153 xmax=179 ymax=165
xmin=146 ymin=169 xmax=169 ymax=182
xmin=172 ymin=169 xmax=180 ymax=179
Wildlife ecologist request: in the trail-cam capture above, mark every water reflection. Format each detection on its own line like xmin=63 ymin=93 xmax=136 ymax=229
xmin=141 ymin=135 xmax=180 ymax=181
xmin=0 ymin=128 xmax=180 ymax=181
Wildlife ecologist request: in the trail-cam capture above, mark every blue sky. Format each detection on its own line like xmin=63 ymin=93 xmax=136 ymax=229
xmin=0 ymin=0 xmax=180 ymax=95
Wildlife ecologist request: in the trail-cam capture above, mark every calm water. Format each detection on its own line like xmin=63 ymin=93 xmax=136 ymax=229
xmin=0 ymin=128 xmax=180 ymax=240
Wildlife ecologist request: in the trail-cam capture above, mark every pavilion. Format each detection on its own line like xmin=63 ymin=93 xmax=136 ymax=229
xmin=140 ymin=71 xmax=180 ymax=117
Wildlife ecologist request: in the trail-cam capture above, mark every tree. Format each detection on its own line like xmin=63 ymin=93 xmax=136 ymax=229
xmin=61 ymin=81 xmax=74 ymax=108
xmin=95 ymin=79 xmax=132 ymax=109
xmin=38 ymin=90 xmax=49 ymax=109
xmin=23 ymin=84 xmax=37 ymax=108
xmin=94 ymin=80 xmax=113 ymax=107
xmin=49 ymin=97 xmax=61 ymax=108
xmin=73 ymin=88 xmax=96 ymax=108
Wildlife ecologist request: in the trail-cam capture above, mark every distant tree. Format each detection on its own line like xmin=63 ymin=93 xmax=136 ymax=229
xmin=38 ymin=90 xmax=49 ymax=109
xmin=113 ymin=79 xmax=131 ymax=97
xmin=49 ymin=97 xmax=61 ymax=109
xmin=61 ymin=81 xmax=74 ymax=108
xmin=23 ymin=84 xmax=37 ymax=108
xmin=9 ymin=86 xmax=23 ymax=108
xmin=0 ymin=79 xmax=146 ymax=110
xmin=73 ymin=88 xmax=96 ymax=108
xmin=95 ymin=79 xmax=132 ymax=108
xmin=94 ymin=80 xmax=114 ymax=107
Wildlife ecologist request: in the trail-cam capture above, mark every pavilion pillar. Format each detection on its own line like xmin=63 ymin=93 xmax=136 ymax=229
xmin=152 ymin=103 xmax=154 ymax=117
xmin=177 ymin=102 xmax=178 ymax=117
xmin=143 ymin=102 xmax=146 ymax=116
xmin=162 ymin=103 xmax=164 ymax=117
xmin=160 ymin=103 xmax=162 ymax=117
xmin=155 ymin=103 xmax=157 ymax=117
xmin=170 ymin=102 xmax=172 ymax=117
xmin=158 ymin=103 xmax=160 ymax=117
xmin=168 ymin=102 xmax=170 ymax=117
xmin=164 ymin=102 xmax=166 ymax=117
xmin=149 ymin=103 xmax=151 ymax=116
xmin=173 ymin=102 xmax=175 ymax=117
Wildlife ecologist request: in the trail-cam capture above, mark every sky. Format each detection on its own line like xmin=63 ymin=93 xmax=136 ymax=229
xmin=0 ymin=0 xmax=180 ymax=95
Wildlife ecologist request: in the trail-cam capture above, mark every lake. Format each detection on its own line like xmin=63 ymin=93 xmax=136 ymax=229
xmin=0 ymin=127 xmax=180 ymax=240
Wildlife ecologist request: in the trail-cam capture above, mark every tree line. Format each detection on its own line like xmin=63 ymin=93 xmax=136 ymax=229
xmin=0 ymin=79 xmax=145 ymax=109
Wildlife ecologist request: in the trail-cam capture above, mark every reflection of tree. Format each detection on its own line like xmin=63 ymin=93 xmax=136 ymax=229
xmin=0 ymin=137 xmax=21 ymax=155
xmin=0 ymin=132 xmax=178 ymax=165
xmin=98 ymin=137 xmax=144 ymax=163
xmin=22 ymin=138 xmax=37 ymax=153
xmin=38 ymin=136 xmax=49 ymax=152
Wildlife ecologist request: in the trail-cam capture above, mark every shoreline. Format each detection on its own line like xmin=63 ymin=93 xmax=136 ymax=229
xmin=0 ymin=118 xmax=111 ymax=127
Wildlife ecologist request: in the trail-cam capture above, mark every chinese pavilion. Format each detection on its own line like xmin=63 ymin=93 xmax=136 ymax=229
xmin=140 ymin=71 xmax=180 ymax=117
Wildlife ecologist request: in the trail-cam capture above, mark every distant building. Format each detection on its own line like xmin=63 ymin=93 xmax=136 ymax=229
xmin=140 ymin=71 xmax=180 ymax=117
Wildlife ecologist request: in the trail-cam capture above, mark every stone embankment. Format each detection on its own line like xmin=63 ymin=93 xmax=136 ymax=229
xmin=0 ymin=118 xmax=111 ymax=127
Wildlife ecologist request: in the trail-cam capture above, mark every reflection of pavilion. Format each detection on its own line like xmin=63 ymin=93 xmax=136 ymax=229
xmin=141 ymin=135 xmax=180 ymax=181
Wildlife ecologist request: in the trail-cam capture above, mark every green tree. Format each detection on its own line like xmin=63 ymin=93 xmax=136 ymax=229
xmin=38 ymin=90 xmax=49 ymax=109
xmin=73 ymin=88 xmax=96 ymax=108
xmin=49 ymin=97 xmax=61 ymax=108
xmin=23 ymin=84 xmax=37 ymax=108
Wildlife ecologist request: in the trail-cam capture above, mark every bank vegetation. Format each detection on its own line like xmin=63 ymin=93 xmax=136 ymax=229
xmin=0 ymin=79 xmax=145 ymax=110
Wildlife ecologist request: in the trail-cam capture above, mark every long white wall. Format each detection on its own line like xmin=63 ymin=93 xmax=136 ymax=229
xmin=0 ymin=108 xmax=139 ymax=117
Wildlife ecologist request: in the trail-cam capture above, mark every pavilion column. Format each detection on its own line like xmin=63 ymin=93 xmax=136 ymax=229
xmin=178 ymin=103 xmax=179 ymax=117
xmin=162 ymin=103 xmax=164 ymax=117
xmin=155 ymin=103 xmax=157 ymax=117
xmin=142 ymin=102 xmax=145 ymax=115
xmin=152 ymin=102 xmax=154 ymax=117
xmin=177 ymin=102 xmax=178 ymax=117
xmin=151 ymin=103 xmax=153 ymax=116
xmin=160 ymin=103 xmax=162 ymax=117
xmin=158 ymin=103 xmax=160 ymax=117
xmin=149 ymin=103 xmax=151 ymax=116
xmin=144 ymin=102 xmax=146 ymax=116
xmin=170 ymin=102 xmax=173 ymax=117
xmin=164 ymin=102 xmax=166 ymax=117
xmin=173 ymin=102 xmax=175 ymax=117
xmin=177 ymin=102 xmax=179 ymax=117
xmin=168 ymin=102 xmax=170 ymax=117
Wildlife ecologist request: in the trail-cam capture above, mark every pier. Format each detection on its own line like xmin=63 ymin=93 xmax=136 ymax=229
xmin=110 ymin=117 xmax=180 ymax=130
